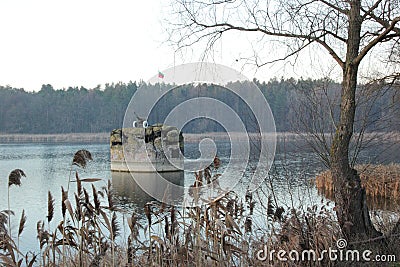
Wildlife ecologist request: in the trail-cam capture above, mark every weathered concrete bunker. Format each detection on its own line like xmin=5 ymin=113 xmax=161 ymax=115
xmin=110 ymin=124 xmax=184 ymax=172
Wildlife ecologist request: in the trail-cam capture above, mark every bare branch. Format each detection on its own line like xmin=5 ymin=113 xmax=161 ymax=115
xmin=361 ymin=6 xmax=400 ymax=35
xmin=325 ymin=30 xmax=347 ymax=43
xmin=361 ymin=0 xmax=383 ymax=19
xmin=315 ymin=38 xmax=345 ymax=67
xmin=355 ymin=16 xmax=400 ymax=64
xmin=255 ymin=39 xmax=314 ymax=67
xmin=187 ymin=14 xmax=347 ymax=67
xmin=319 ymin=0 xmax=349 ymax=14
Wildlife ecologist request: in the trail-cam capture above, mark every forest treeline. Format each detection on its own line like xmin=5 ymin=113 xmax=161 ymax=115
xmin=0 ymin=78 xmax=399 ymax=134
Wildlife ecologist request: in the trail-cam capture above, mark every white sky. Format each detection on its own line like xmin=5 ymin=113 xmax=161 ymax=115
xmin=0 ymin=1 xmax=385 ymax=91
xmin=0 ymin=0 xmax=176 ymax=91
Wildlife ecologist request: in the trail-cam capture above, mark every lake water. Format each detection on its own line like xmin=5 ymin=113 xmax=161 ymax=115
xmin=0 ymin=138 xmax=399 ymax=252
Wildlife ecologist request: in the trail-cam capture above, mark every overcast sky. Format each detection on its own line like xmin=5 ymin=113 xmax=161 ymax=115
xmin=1 ymin=0 xmax=380 ymax=91
xmin=0 ymin=0 xmax=172 ymax=91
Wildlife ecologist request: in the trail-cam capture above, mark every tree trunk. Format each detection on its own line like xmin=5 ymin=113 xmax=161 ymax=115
xmin=330 ymin=0 xmax=381 ymax=242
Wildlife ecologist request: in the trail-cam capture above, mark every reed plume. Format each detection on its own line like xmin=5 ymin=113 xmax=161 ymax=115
xmin=111 ymin=212 xmax=120 ymax=239
xmin=7 ymin=169 xmax=26 ymax=244
xmin=37 ymin=221 xmax=49 ymax=250
xmin=18 ymin=210 xmax=26 ymax=237
xmin=75 ymin=193 xmax=82 ymax=222
xmin=106 ymin=180 xmax=114 ymax=210
xmin=0 ymin=211 xmax=10 ymax=250
xmin=73 ymin=149 xmax=92 ymax=168
xmin=92 ymin=184 xmax=100 ymax=214
xmin=47 ymin=191 xmax=54 ymax=224
xmin=213 ymin=155 xmax=221 ymax=169
xmin=8 ymin=169 xmax=26 ymax=187
xmin=144 ymin=203 xmax=152 ymax=226
xmin=244 ymin=217 xmax=252 ymax=233
xmin=16 ymin=209 xmax=27 ymax=261
xmin=61 ymin=186 xmax=67 ymax=218
xmin=0 ymin=212 xmax=7 ymax=236
xmin=83 ymin=188 xmax=90 ymax=205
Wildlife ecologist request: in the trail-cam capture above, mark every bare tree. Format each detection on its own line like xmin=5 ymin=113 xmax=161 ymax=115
xmin=167 ymin=0 xmax=400 ymax=242
xmin=291 ymin=77 xmax=398 ymax=166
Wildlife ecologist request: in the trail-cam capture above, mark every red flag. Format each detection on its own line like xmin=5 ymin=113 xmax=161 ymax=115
xmin=158 ymin=71 xmax=165 ymax=79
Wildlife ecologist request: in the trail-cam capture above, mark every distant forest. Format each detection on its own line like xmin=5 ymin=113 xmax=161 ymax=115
xmin=0 ymin=78 xmax=399 ymax=134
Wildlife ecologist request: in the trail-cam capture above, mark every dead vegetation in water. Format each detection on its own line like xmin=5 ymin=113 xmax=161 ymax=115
xmin=1 ymin=151 xmax=399 ymax=266
xmin=315 ymin=164 xmax=400 ymax=209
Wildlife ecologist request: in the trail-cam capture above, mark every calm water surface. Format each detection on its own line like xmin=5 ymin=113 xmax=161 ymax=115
xmin=0 ymin=139 xmax=398 ymax=252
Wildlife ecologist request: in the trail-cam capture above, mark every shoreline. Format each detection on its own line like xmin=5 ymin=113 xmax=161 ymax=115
xmin=0 ymin=132 xmax=110 ymax=143
xmin=0 ymin=131 xmax=399 ymax=144
xmin=0 ymin=132 xmax=297 ymax=143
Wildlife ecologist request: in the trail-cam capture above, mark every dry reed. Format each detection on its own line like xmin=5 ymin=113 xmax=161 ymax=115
xmin=1 ymin=152 xmax=399 ymax=266
xmin=315 ymin=164 xmax=400 ymax=206
xmin=8 ymin=169 xmax=26 ymax=187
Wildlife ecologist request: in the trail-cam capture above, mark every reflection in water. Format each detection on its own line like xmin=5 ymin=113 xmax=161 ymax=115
xmin=0 ymin=140 xmax=399 ymax=252
xmin=112 ymin=171 xmax=184 ymax=210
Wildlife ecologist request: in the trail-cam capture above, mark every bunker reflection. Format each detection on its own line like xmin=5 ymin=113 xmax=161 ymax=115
xmin=112 ymin=171 xmax=184 ymax=209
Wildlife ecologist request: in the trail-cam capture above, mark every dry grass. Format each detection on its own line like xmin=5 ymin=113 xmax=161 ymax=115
xmin=315 ymin=164 xmax=400 ymax=211
xmin=1 ymin=152 xmax=398 ymax=266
